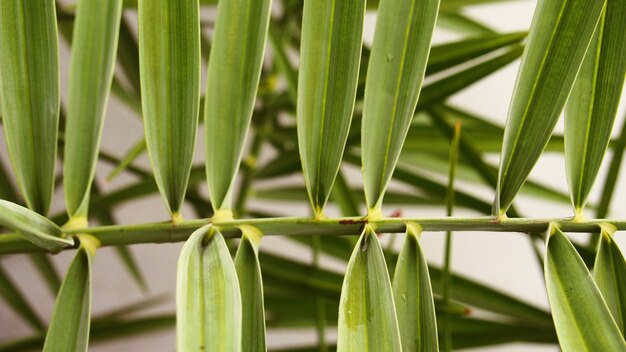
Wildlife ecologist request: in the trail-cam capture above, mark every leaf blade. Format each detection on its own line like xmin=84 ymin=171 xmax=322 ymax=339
xmin=297 ymin=0 xmax=365 ymax=216
xmin=176 ymin=225 xmax=242 ymax=351
xmin=392 ymin=224 xmax=438 ymax=352
xmin=564 ymin=2 xmax=626 ymax=213
xmin=361 ymin=0 xmax=440 ymax=212
xmin=594 ymin=225 xmax=626 ymax=335
xmin=496 ymin=0 xmax=606 ymax=215
xmin=63 ymin=0 xmax=123 ymax=218
xmin=544 ymin=226 xmax=626 ymax=351
xmin=138 ymin=0 xmax=201 ymax=216
xmin=204 ymin=0 xmax=272 ymax=212
xmin=337 ymin=226 xmax=401 ymax=351
xmin=0 ymin=0 xmax=60 ymax=215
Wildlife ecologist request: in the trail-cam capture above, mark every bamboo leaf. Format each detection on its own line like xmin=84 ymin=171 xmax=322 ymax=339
xmin=544 ymin=225 xmax=626 ymax=351
xmin=0 ymin=263 xmax=45 ymax=332
xmin=297 ymin=0 xmax=365 ymax=216
xmin=337 ymin=226 xmax=402 ymax=351
xmin=63 ymin=0 xmax=123 ymax=219
xmin=204 ymin=0 xmax=272 ymax=213
xmin=436 ymin=11 xmax=495 ymax=35
xmin=0 ymin=200 xmax=73 ymax=252
xmin=496 ymin=0 xmax=606 ymax=215
xmin=138 ymin=0 xmax=201 ymax=217
xmin=392 ymin=223 xmax=438 ymax=351
xmin=235 ymin=226 xmax=266 ymax=352
xmin=0 ymin=0 xmax=60 ymax=215
xmin=361 ymin=0 xmax=440 ymax=212
xmin=427 ymin=32 xmax=526 ymax=75
xmin=176 ymin=225 xmax=242 ymax=351
xmin=43 ymin=238 xmax=98 ymax=352
xmin=564 ymin=3 xmax=626 ymax=214
xmin=594 ymin=224 xmax=626 ymax=335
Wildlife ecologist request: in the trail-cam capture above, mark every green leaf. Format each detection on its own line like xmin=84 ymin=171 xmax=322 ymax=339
xmin=544 ymin=226 xmax=626 ymax=351
xmin=43 ymin=241 xmax=96 ymax=352
xmin=361 ymin=0 xmax=440 ymax=213
xmin=63 ymin=0 xmax=123 ymax=219
xmin=337 ymin=226 xmax=401 ymax=351
xmin=436 ymin=10 xmax=495 ymax=35
xmin=594 ymin=224 xmax=626 ymax=335
xmin=297 ymin=0 xmax=365 ymax=216
xmin=0 ymin=0 xmax=60 ymax=215
xmin=392 ymin=224 xmax=438 ymax=352
xmin=0 ymin=200 xmax=73 ymax=252
xmin=235 ymin=226 xmax=266 ymax=352
xmin=496 ymin=0 xmax=606 ymax=215
xmin=138 ymin=0 xmax=201 ymax=217
xmin=564 ymin=3 xmax=626 ymax=214
xmin=176 ymin=225 xmax=242 ymax=351
xmin=204 ymin=0 xmax=272 ymax=212
xmin=0 ymin=263 xmax=44 ymax=331
xmin=426 ymin=32 xmax=526 ymax=75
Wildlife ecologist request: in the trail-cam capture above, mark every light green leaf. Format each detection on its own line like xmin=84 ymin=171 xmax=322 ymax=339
xmin=297 ymin=0 xmax=365 ymax=216
xmin=0 ymin=263 xmax=44 ymax=331
xmin=43 ymin=240 xmax=96 ymax=352
xmin=204 ymin=0 xmax=272 ymax=212
xmin=436 ymin=10 xmax=495 ymax=35
xmin=63 ymin=0 xmax=123 ymax=219
xmin=337 ymin=226 xmax=402 ymax=351
xmin=0 ymin=200 xmax=73 ymax=252
xmin=496 ymin=0 xmax=606 ymax=215
xmin=544 ymin=225 xmax=626 ymax=351
xmin=594 ymin=224 xmax=626 ymax=335
xmin=235 ymin=226 xmax=266 ymax=352
xmin=392 ymin=223 xmax=438 ymax=352
xmin=138 ymin=0 xmax=201 ymax=217
xmin=176 ymin=225 xmax=242 ymax=352
xmin=0 ymin=0 xmax=59 ymax=215
xmin=361 ymin=0 xmax=440 ymax=213
xmin=564 ymin=3 xmax=626 ymax=214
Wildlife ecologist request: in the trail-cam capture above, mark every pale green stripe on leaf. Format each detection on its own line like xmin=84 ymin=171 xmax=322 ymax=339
xmin=564 ymin=2 xmax=626 ymax=214
xmin=138 ymin=0 xmax=201 ymax=215
xmin=176 ymin=225 xmax=242 ymax=352
xmin=43 ymin=246 xmax=94 ymax=352
xmin=235 ymin=225 xmax=266 ymax=352
xmin=544 ymin=226 xmax=626 ymax=351
xmin=297 ymin=0 xmax=365 ymax=216
xmin=594 ymin=224 xmax=626 ymax=336
xmin=204 ymin=0 xmax=272 ymax=212
xmin=63 ymin=0 xmax=123 ymax=218
xmin=337 ymin=226 xmax=402 ymax=351
xmin=361 ymin=0 xmax=440 ymax=212
xmin=0 ymin=0 xmax=59 ymax=215
xmin=0 ymin=200 xmax=73 ymax=252
xmin=496 ymin=0 xmax=606 ymax=215
xmin=392 ymin=223 xmax=438 ymax=352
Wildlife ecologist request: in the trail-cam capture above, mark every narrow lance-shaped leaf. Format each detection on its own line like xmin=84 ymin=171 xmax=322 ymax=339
xmin=495 ymin=0 xmax=606 ymax=215
xmin=544 ymin=225 xmax=626 ymax=351
xmin=235 ymin=225 xmax=266 ymax=352
xmin=564 ymin=3 xmax=626 ymax=215
xmin=205 ymin=0 xmax=272 ymax=214
xmin=594 ymin=224 xmax=626 ymax=336
xmin=392 ymin=223 xmax=438 ymax=352
xmin=138 ymin=0 xmax=200 ymax=218
xmin=0 ymin=0 xmax=59 ymax=215
xmin=43 ymin=236 xmax=99 ymax=352
xmin=337 ymin=225 xmax=402 ymax=351
xmin=361 ymin=0 xmax=440 ymax=214
xmin=63 ymin=0 xmax=123 ymax=219
xmin=297 ymin=0 xmax=366 ymax=216
xmin=177 ymin=225 xmax=242 ymax=352
xmin=0 ymin=200 xmax=73 ymax=252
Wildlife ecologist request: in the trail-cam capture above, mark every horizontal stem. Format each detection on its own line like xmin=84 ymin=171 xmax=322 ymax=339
xmin=1 ymin=216 xmax=623 ymax=255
